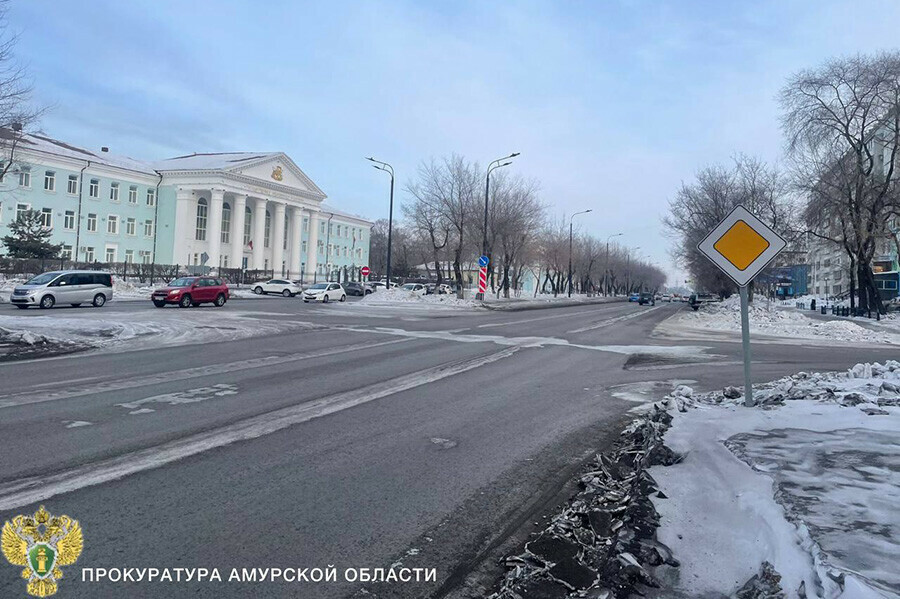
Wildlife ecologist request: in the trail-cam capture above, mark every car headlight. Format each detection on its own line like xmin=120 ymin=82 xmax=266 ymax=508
xmin=169 ymin=289 xmax=179 ymax=296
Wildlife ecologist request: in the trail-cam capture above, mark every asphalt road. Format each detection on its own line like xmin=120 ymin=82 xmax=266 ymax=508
xmin=0 ymin=298 xmax=895 ymax=599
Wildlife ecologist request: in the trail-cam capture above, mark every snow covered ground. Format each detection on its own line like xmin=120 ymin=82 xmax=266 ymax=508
xmin=671 ymin=295 xmax=900 ymax=345
xmin=356 ymin=288 xmax=619 ymax=311
xmin=649 ymin=363 xmax=900 ymax=598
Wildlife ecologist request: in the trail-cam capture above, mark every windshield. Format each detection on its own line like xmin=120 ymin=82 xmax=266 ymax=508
xmin=402 ymin=284 xmax=416 ymax=290
xmin=308 ymin=283 xmax=327 ymax=290
xmin=168 ymin=278 xmax=195 ymax=287
xmin=25 ymin=272 xmax=62 ymax=285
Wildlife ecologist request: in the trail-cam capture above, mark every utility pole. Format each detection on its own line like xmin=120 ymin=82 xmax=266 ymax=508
xmin=366 ymin=158 xmax=394 ymax=288
xmin=478 ymin=153 xmax=519 ymax=300
xmin=568 ymin=209 xmax=592 ymax=297
xmin=605 ymin=232 xmax=622 ymax=296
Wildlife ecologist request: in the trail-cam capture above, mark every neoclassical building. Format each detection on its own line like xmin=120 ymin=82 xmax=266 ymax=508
xmin=0 ymin=130 xmax=372 ymax=283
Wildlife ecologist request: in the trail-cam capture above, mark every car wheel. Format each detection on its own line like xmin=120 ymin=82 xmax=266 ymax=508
xmin=179 ymin=294 xmax=192 ymax=308
xmin=254 ymin=286 xmax=263 ymax=295
xmin=365 ymin=290 xmax=371 ymax=295
xmin=92 ymin=293 xmax=107 ymax=307
xmin=70 ymin=303 xmax=82 ymax=307
xmin=15 ymin=304 xmax=28 ymax=309
xmin=39 ymin=295 xmax=55 ymax=309
xmin=303 ymin=300 xmax=309 ymax=303
xmin=323 ymin=295 xmax=329 ymax=303
xmin=153 ymin=300 xmax=166 ymax=308
xmin=214 ymin=293 xmax=226 ymax=307
xmin=340 ymin=294 xmax=346 ymax=302
xmin=282 ymin=289 xmax=291 ymax=297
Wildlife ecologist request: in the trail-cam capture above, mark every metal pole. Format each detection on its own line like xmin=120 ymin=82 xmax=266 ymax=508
xmin=478 ymin=166 xmax=492 ymax=301
xmin=568 ymin=221 xmax=574 ymax=298
xmin=739 ymin=285 xmax=754 ymax=407
xmin=386 ymin=174 xmax=394 ymax=289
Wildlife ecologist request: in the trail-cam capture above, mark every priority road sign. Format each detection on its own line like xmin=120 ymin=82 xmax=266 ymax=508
xmin=697 ymin=205 xmax=786 ymax=288
xmin=697 ymin=205 xmax=786 ymax=408
xmin=361 ymin=266 xmax=370 ymax=277
xmin=478 ymin=255 xmax=489 ymax=268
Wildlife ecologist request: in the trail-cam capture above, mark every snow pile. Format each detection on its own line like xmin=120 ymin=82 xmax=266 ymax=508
xmin=0 ymin=277 xmax=25 ymax=304
xmin=358 ymin=288 xmax=481 ymax=309
xmin=111 ymin=278 xmax=154 ymax=300
xmin=650 ymin=362 xmax=900 ymax=598
xmin=676 ymin=295 xmax=898 ymax=344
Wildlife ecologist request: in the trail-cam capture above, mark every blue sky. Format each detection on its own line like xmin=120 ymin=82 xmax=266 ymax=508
xmin=10 ymin=0 xmax=900 ymax=283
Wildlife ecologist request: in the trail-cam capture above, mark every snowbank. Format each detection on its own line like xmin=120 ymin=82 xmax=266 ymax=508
xmin=675 ymin=295 xmax=899 ymax=344
xmin=649 ymin=362 xmax=900 ymax=598
xmin=357 ymin=288 xmax=482 ymax=309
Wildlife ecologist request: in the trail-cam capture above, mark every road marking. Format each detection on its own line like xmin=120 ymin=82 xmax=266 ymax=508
xmin=567 ymin=305 xmax=662 ymax=333
xmin=0 ymin=347 xmax=518 ymax=510
xmin=0 ymin=338 xmax=410 ymax=410
xmin=477 ymin=306 xmax=621 ymax=329
xmin=64 ymin=421 xmax=93 ymax=428
xmin=117 ymin=383 xmax=239 ymax=412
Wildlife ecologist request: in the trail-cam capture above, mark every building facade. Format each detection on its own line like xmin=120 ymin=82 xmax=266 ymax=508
xmin=0 ymin=130 xmax=371 ymax=283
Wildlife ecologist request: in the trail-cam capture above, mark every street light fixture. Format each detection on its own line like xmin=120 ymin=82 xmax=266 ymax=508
xmin=366 ymin=157 xmax=394 ymax=289
xmin=605 ymin=232 xmax=623 ymax=296
xmin=568 ymin=209 xmax=592 ymax=298
xmin=477 ymin=152 xmax=519 ymax=300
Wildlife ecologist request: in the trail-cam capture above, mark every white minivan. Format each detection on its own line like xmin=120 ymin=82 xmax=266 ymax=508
xmin=10 ymin=270 xmax=113 ymax=309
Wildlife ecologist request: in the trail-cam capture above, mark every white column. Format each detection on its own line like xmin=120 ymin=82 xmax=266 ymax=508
xmin=252 ymin=197 xmax=267 ymax=271
xmin=289 ymin=206 xmax=302 ymax=279
xmin=306 ymin=210 xmax=319 ymax=284
xmin=230 ymin=193 xmax=247 ymax=269
xmin=207 ymin=189 xmax=224 ymax=270
xmin=272 ymin=202 xmax=286 ymax=277
xmin=173 ymin=188 xmax=195 ymax=267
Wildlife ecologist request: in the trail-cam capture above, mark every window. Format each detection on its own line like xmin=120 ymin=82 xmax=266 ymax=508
xmin=107 ymin=214 xmax=119 ymax=234
xmin=140 ymin=250 xmax=152 ymax=264
xmin=320 ymin=221 xmax=325 ymax=235
xmin=221 ymin=255 xmax=229 ymax=268
xmin=18 ymin=167 xmax=30 ymax=187
xmin=40 ymin=208 xmax=52 ymax=228
xmin=144 ymin=219 xmax=154 ymax=237
xmin=61 ymin=245 xmax=72 ymax=260
xmin=105 ymin=247 xmax=116 ymax=262
xmin=318 ymin=240 xmax=324 ymax=255
xmin=44 ymin=171 xmax=55 ymax=191
xmin=146 ymin=188 xmax=155 ymax=206
xmin=16 ymin=203 xmax=30 ymax=221
xmin=126 ymin=217 xmax=136 ymax=236
xmin=128 ymin=185 xmax=138 ymax=204
xmin=84 ymin=246 xmax=95 ymax=262
xmin=89 ymin=179 xmax=99 ymax=198
xmin=195 ymin=198 xmax=208 ymax=240
xmin=67 ymin=175 xmax=78 ymax=194
xmin=303 ymin=217 xmax=309 ymax=232
xmin=64 ymin=210 xmax=75 ymax=230
xmin=221 ymin=202 xmax=231 ymax=244
xmin=109 ymin=182 xmax=119 ymax=202
xmin=264 ymin=210 xmax=271 ymax=247
xmin=244 ymin=206 xmax=252 ymax=245
xmin=124 ymin=249 xmax=134 ymax=263
xmin=302 ymin=240 xmax=307 ymax=253
xmin=336 ymin=225 xmax=341 ymax=237
xmin=87 ymin=213 xmax=97 ymax=232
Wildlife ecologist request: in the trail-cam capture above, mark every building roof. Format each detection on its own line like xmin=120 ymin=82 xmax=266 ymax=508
xmin=151 ymin=152 xmax=282 ymax=171
xmin=1 ymin=128 xmax=157 ymax=175
xmin=319 ymin=203 xmax=373 ymax=225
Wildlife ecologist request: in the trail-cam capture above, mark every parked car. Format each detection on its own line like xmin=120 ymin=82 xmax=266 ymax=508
xmin=10 ymin=270 xmax=113 ymax=309
xmin=661 ymin=293 xmax=672 ymax=302
xmin=152 ymin=276 xmax=229 ymax=308
xmin=436 ymin=283 xmax=453 ymax=295
xmin=370 ymin=281 xmax=386 ymax=290
xmin=303 ymin=282 xmax=346 ymax=303
xmin=251 ymin=279 xmax=301 ymax=297
xmin=638 ymin=292 xmax=656 ymax=306
xmin=628 ymin=292 xmax=640 ymax=302
xmin=400 ymin=283 xmax=428 ymax=296
xmin=344 ymin=282 xmax=373 ymax=296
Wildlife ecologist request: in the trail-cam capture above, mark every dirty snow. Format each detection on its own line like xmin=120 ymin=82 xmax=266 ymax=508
xmin=649 ymin=362 xmax=900 ymax=598
xmin=673 ymin=295 xmax=900 ymax=344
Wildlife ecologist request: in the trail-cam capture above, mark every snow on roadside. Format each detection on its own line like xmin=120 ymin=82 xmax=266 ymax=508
xmin=649 ymin=362 xmax=900 ymax=598
xmin=675 ymin=295 xmax=900 ymax=344
xmin=357 ymin=288 xmax=482 ymax=309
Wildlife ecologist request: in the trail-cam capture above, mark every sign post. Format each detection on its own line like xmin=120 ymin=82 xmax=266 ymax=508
xmin=477 ymin=255 xmax=489 ymax=299
xmin=361 ymin=266 xmax=370 ymax=279
xmin=697 ymin=205 xmax=786 ymax=407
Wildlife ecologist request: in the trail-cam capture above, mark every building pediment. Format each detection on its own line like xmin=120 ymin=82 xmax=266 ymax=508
xmin=226 ymin=153 xmax=325 ymax=198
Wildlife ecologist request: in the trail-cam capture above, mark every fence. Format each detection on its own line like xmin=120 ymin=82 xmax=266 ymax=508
xmin=0 ymin=257 xmax=275 ymax=287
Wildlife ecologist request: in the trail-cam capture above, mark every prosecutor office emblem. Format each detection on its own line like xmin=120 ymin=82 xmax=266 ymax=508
xmin=2 ymin=506 xmax=83 ymax=597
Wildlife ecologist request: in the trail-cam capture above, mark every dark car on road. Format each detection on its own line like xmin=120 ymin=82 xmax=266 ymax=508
xmin=152 ymin=276 xmax=229 ymax=308
xmin=688 ymin=293 xmax=718 ymax=311
xmin=344 ymin=282 xmax=373 ymax=296
xmin=638 ymin=292 xmax=655 ymax=306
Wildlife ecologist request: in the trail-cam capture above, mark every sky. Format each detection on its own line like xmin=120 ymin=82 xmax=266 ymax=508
xmin=9 ymin=0 xmax=900 ymax=285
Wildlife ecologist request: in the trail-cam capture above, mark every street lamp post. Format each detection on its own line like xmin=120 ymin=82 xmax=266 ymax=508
xmin=605 ymin=232 xmax=623 ymax=296
xmin=366 ymin=157 xmax=394 ymax=289
xmin=478 ymin=152 xmax=519 ymax=300
xmin=568 ymin=209 xmax=592 ymax=298
xmin=625 ymin=246 xmax=640 ymax=294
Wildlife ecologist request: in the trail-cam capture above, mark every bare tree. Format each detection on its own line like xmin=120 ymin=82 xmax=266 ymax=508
xmin=780 ymin=52 xmax=900 ymax=314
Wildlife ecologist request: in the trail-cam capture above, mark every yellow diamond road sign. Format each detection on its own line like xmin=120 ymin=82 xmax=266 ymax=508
xmin=698 ymin=205 xmax=786 ymax=287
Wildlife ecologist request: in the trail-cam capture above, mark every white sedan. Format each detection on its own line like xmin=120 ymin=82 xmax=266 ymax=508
xmin=401 ymin=283 xmax=428 ymax=296
xmin=252 ymin=279 xmax=302 ymax=297
xmin=303 ymin=282 xmax=346 ymax=303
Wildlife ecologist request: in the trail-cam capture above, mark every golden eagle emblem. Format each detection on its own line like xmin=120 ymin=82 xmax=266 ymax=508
xmin=271 ymin=165 xmax=284 ymax=181
xmin=2 ymin=506 xmax=83 ymax=597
